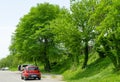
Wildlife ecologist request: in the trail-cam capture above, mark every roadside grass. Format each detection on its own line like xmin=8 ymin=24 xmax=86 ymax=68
xmin=42 ymin=75 xmax=46 ymax=78
xmin=63 ymin=56 xmax=120 ymax=82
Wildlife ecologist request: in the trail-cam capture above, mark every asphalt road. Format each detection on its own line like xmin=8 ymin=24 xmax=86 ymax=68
xmin=0 ymin=71 xmax=65 ymax=82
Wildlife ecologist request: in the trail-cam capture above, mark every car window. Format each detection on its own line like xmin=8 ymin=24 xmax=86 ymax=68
xmin=28 ymin=67 xmax=38 ymax=70
xmin=22 ymin=65 xmax=28 ymax=67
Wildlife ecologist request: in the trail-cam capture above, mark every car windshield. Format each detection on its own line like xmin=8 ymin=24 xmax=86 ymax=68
xmin=28 ymin=67 xmax=38 ymax=70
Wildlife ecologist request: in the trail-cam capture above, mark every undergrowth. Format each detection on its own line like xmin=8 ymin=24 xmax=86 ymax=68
xmin=63 ymin=54 xmax=120 ymax=82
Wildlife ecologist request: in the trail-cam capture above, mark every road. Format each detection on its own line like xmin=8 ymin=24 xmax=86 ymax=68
xmin=0 ymin=71 xmax=65 ymax=82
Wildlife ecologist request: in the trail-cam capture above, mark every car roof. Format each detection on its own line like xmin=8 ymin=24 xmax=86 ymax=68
xmin=26 ymin=65 xmax=38 ymax=68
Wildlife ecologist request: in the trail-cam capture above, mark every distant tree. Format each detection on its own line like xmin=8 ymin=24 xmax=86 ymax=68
xmin=0 ymin=55 xmax=15 ymax=68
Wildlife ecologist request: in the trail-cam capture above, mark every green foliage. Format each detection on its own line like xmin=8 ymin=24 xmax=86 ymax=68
xmin=9 ymin=3 xmax=70 ymax=72
xmin=63 ymin=55 xmax=120 ymax=82
xmin=50 ymin=8 xmax=82 ymax=66
xmin=2 ymin=0 xmax=120 ymax=81
xmin=91 ymin=0 xmax=120 ymax=70
xmin=0 ymin=55 xmax=22 ymax=68
xmin=70 ymin=0 xmax=98 ymax=68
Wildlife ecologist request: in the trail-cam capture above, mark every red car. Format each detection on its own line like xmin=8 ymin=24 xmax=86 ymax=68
xmin=21 ymin=66 xmax=41 ymax=80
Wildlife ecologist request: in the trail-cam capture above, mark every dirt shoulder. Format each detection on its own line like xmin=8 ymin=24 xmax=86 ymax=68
xmin=42 ymin=73 xmax=65 ymax=82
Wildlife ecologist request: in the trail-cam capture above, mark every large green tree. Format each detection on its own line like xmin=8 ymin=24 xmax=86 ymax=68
xmin=50 ymin=8 xmax=82 ymax=66
xmin=10 ymin=3 xmax=65 ymax=71
xmin=91 ymin=0 xmax=120 ymax=70
xmin=70 ymin=0 xmax=97 ymax=68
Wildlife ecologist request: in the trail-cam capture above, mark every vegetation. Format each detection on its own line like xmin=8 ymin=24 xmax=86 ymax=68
xmin=63 ymin=56 xmax=120 ymax=82
xmin=0 ymin=0 xmax=120 ymax=82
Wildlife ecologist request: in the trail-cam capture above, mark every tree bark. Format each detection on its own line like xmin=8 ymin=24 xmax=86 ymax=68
xmin=34 ymin=58 xmax=38 ymax=66
xmin=43 ymin=38 xmax=51 ymax=72
xmin=82 ymin=41 xmax=88 ymax=69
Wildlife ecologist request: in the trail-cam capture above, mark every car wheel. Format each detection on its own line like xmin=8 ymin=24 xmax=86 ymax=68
xmin=38 ymin=77 xmax=41 ymax=80
xmin=21 ymin=76 xmax=24 ymax=79
xmin=24 ymin=77 xmax=28 ymax=80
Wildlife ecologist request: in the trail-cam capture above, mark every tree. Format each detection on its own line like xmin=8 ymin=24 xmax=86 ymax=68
xmin=50 ymin=8 xmax=82 ymax=66
xmin=91 ymin=0 xmax=120 ymax=70
xmin=70 ymin=0 xmax=97 ymax=68
xmin=10 ymin=3 xmax=64 ymax=71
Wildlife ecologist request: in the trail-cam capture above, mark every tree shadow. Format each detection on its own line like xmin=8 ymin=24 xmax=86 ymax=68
xmin=51 ymin=59 xmax=71 ymax=74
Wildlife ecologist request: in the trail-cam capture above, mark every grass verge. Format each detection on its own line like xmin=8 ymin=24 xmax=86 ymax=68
xmin=63 ymin=56 xmax=120 ymax=82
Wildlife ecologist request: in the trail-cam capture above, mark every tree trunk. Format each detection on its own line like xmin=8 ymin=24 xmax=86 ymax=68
xmin=97 ymin=51 xmax=106 ymax=58
xmin=103 ymin=39 xmax=118 ymax=70
xmin=116 ymin=42 xmax=120 ymax=70
xmin=75 ymin=55 xmax=79 ymax=65
xmin=43 ymin=38 xmax=51 ymax=72
xmin=34 ymin=58 xmax=38 ymax=66
xmin=44 ymin=56 xmax=51 ymax=72
xmin=82 ymin=41 xmax=89 ymax=69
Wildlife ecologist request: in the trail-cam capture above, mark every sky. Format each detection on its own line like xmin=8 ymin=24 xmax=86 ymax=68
xmin=0 ymin=0 xmax=70 ymax=59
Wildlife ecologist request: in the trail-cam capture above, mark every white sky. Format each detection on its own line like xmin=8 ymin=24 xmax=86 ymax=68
xmin=0 ymin=0 xmax=70 ymax=59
